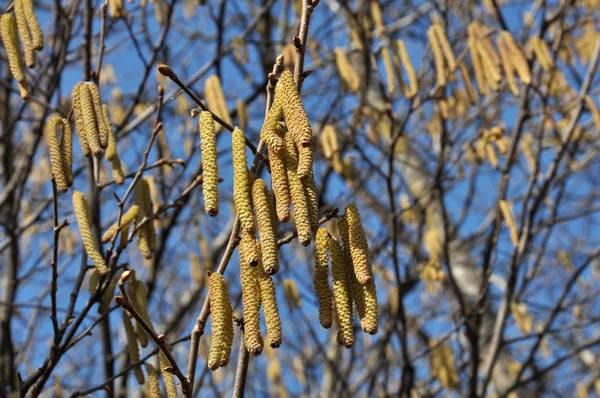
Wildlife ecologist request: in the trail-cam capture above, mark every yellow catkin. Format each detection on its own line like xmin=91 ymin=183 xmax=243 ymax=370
xmin=132 ymin=280 xmax=153 ymax=346
xmin=328 ymin=233 xmax=354 ymax=348
xmin=101 ymin=205 xmax=140 ymax=243
xmin=103 ymin=105 xmax=124 ymax=184
xmin=345 ymin=204 xmax=373 ymax=285
xmin=500 ymin=31 xmax=531 ymax=84
xmin=459 ymin=64 xmax=479 ymax=104
xmin=498 ymin=34 xmax=519 ymax=96
xmin=320 ymin=125 xmax=338 ymax=160
xmin=381 ymin=46 xmax=395 ymax=94
xmin=477 ymin=40 xmax=501 ymax=91
xmin=303 ymin=169 xmax=319 ymax=233
xmin=237 ymin=99 xmax=248 ymax=129
xmin=268 ymin=126 xmax=291 ymax=223
xmin=86 ymin=82 xmax=109 ymax=149
xmin=499 ymin=200 xmax=519 ymax=248
xmin=1 ymin=14 xmax=28 ymax=98
xmin=21 ymin=0 xmax=42 ymax=50
xmin=98 ymin=274 xmax=117 ymax=314
xmin=240 ymin=249 xmax=264 ymax=355
xmin=257 ymin=246 xmax=282 ymax=348
xmin=44 ymin=116 xmax=68 ymax=192
xmin=370 ymin=0 xmax=385 ymax=36
xmin=314 ymin=229 xmax=333 ymax=329
xmin=79 ymin=83 xmax=103 ymax=155
xmin=232 ymin=127 xmax=255 ymax=234
xmin=531 ymin=37 xmax=553 ymax=72
xmin=205 ymin=75 xmax=232 ymax=131
xmin=145 ymin=363 xmax=161 ymax=398
xmin=468 ymin=24 xmax=488 ymax=96
xmin=14 ymin=0 xmax=35 ymax=68
xmin=72 ymin=191 xmax=108 ymax=274
xmin=432 ymin=23 xmax=457 ymax=71
xmin=394 ymin=40 xmax=418 ymax=99
xmin=160 ymin=352 xmax=177 ymax=398
xmin=260 ymin=101 xmax=284 ymax=153
xmin=428 ymin=26 xmax=447 ymax=87
xmin=284 ymin=133 xmax=312 ymax=246
xmin=199 ymin=111 xmax=219 ymax=216
xmin=59 ymin=118 xmax=73 ymax=186
xmin=208 ymin=273 xmax=234 ymax=369
xmin=334 ymin=48 xmax=360 ymax=93
xmin=122 ymin=312 xmax=145 ymax=385
xmin=252 ymin=178 xmax=279 ymax=274
xmin=71 ymin=83 xmax=91 ymax=156
xmin=239 ymin=229 xmax=259 ymax=267
xmin=135 ymin=179 xmax=156 ymax=259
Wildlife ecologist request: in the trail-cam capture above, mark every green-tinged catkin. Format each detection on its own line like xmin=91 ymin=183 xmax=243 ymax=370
xmin=395 ymin=40 xmax=418 ymax=98
xmin=1 ymin=14 xmax=28 ymax=98
xmin=132 ymin=280 xmax=153 ymax=347
xmin=14 ymin=0 xmax=35 ymax=68
xmin=252 ymin=178 xmax=279 ymax=274
xmin=89 ymin=269 xmax=101 ymax=295
xmin=328 ymin=234 xmax=354 ymax=348
xmin=360 ymin=275 xmax=378 ymax=335
xmin=71 ymin=83 xmax=91 ymax=156
xmin=205 ymin=75 xmax=232 ymax=130
xmin=284 ymin=133 xmax=312 ymax=246
xmin=103 ymin=105 xmax=125 ymax=184
xmin=240 ymin=249 xmax=264 ymax=356
xmin=44 ymin=116 xmax=68 ymax=192
xmin=257 ymin=246 xmax=282 ymax=348
xmin=296 ymin=142 xmax=314 ymax=181
xmin=314 ymin=228 xmax=333 ymax=329
xmin=232 ymin=127 xmax=255 ymax=234
xmin=21 ymin=0 xmax=42 ymax=50
xmin=269 ymin=126 xmax=291 ymax=223
xmin=159 ymin=352 xmax=177 ymax=398
xmin=208 ymin=273 xmax=234 ymax=369
xmin=79 ymin=84 xmax=103 ymax=156
xmin=239 ymin=229 xmax=259 ymax=267
xmin=86 ymin=82 xmax=109 ymax=149
xmin=199 ymin=111 xmax=219 ymax=216
xmin=260 ymin=101 xmax=284 ymax=153
xmin=101 ymin=205 xmax=140 ymax=243
xmin=135 ymin=179 xmax=156 ymax=259
xmin=59 ymin=118 xmax=73 ymax=186
xmin=98 ymin=273 xmax=117 ymax=314
xmin=145 ymin=363 xmax=161 ymax=398
xmin=122 ymin=311 xmax=145 ymax=385
xmin=72 ymin=191 xmax=108 ymax=274
xmin=303 ymin=168 xmax=319 ymax=233
xmin=345 ymin=204 xmax=373 ymax=285
xmin=275 ymin=71 xmax=313 ymax=147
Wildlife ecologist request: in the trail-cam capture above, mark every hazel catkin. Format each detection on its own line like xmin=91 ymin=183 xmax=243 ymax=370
xmin=14 ymin=0 xmax=35 ymax=68
xmin=205 ymin=75 xmax=232 ymax=131
xmin=257 ymin=246 xmax=282 ymax=348
xmin=44 ymin=116 xmax=69 ymax=192
xmin=71 ymin=83 xmax=91 ymax=156
xmin=303 ymin=168 xmax=319 ymax=233
xmin=199 ymin=111 xmax=219 ymax=216
xmin=20 ymin=0 xmax=42 ymax=50
xmin=101 ymin=205 xmax=140 ymax=243
xmin=252 ymin=178 xmax=279 ymax=274
xmin=314 ymin=228 xmax=333 ymax=329
xmin=268 ymin=125 xmax=291 ymax=223
xmin=72 ymin=190 xmax=108 ymax=275
xmin=79 ymin=83 xmax=103 ymax=155
xmin=1 ymin=14 xmax=28 ymax=98
xmin=122 ymin=311 xmax=145 ymax=385
xmin=232 ymin=127 xmax=255 ymax=234
xmin=240 ymin=253 xmax=263 ymax=356
xmin=260 ymin=101 xmax=284 ymax=153
xmin=275 ymin=71 xmax=313 ymax=148
xmin=59 ymin=118 xmax=73 ymax=186
xmin=345 ymin=204 xmax=373 ymax=285
xmin=208 ymin=273 xmax=234 ymax=369
xmin=102 ymin=105 xmax=125 ymax=184
xmin=239 ymin=229 xmax=259 ymax=267
xmin=284 ymin=133 xmax=312 ymax=246
xmin=328 ymin=233 xmax=354 ymax=348
xmin=134 ymin=178 xmax=157 ymax=259
xmin=145 ymin=363 xmax=161 ymax=398
xmin=87 ymin=82 xmax=109 ymax=149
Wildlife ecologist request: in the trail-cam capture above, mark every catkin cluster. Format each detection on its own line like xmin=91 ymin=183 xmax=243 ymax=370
xmin=103 ymin=105 xmax=125 ymax=184
xmin=134 ymin=178 xmax=157 ymax=259
xmin=468 ymin=22 xmax=502 ymax=95
xmin=0 ymin=14 xmax=28 ymax=98
xmin=232 ymin=127 xmax=256 ymax=234
xmin=199 ymin=111 xmax=219 ymax=216
xmin=208 ymin=273 xmax=234 ymax=370
xmin=72 ymin=191 xmax=108 ymax=275
xmin=497 ymin=31 xmax=531 ymax=96
xmin=14 ymin=0 xmax=43 ymax=69
xmin=252 ymin=178 xmax=279 ymax=274
xmin=428 ymin=22 xmax=456 ymax=87
xmin=72 ymin=82 xmax=109 ymax=156
xmin=44 ymin=116 xmax=73 ymax=193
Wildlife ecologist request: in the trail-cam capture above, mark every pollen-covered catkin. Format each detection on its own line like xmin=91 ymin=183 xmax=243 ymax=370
xmin=101 ymin=205 xmax=140 ymax=243
xmin=268 ymin=126 xmax=291 ymax=223
xmin=428 ymin=25 xmax=447 ymax=87
xmin=275 ymin=71 xmax=313 ymax=148
xmin=87 ymin=82 xmax=109 ymax=149
xmin=260 ymin=101 xmax=284 ymax=153
xmin=205 ymin=75 xmax=232 ymax=131
xmin=122 ymin=312 xmax=145 ymax=385
xmin=79 ymin=84 xmax=103 ymax=155
xmin=21 ymin=0 xmax=42 ymax=50
xmin=160 ymin=352 xmax=177 ymax=398
xmin=345 ymin=204 xmax=373 ymax=285
xmin=145 ymin=363 xmax=161 ymax=398
xmin=59 ymin=118 xmax=73 ymax=186
xmin=71 ymin=83 xmax=91 ymax=156
xmin=314 ymin=229 xmax=333 ymax=329
xmin=232 ymin=127 xmax=255 ymax=234
xmin=239 ymin=229 xmax=259 ymax=267
xmin=14 ymin=0 xmax=35 ymax=68
xmin=208 ymin=273 xmax=234 ymax=369
xmin=135 ymin=179 xmax=156 ymax=259
xmin=252 ymin=178 xmax=279 ymax=274
xmin=257 ymin=247 xmax=282 ymax=348
xmin=328 ymin=234 xmax=354 ymax=348
xmin=394 ymin=40 xmax=418 ymax=99
xmin=1 ymin=14 xmax=28 ymax=98
xmin=240 ymin=249 xmax=263 ymax=356
xmin=303 ymin=168 xmax=319 ymax=233
xmin=102 ymin=105 xmax=124 ymax=184
xmin=199 ymin=111 xmax=219 ymax=216
xmin=72 ymin=191 xmax=108 ymax=275
xmin=284 ymin=133 xmax=312 ymax=246
xmin=44 ymin=116 xmax=68 ymax=192
xmin=98 ymin=274 xmax=117 ymax=314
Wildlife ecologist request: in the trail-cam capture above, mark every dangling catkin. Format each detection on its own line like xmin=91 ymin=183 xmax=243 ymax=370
xmin=314 ymin=228 xmax=333 ymax=329
xmin=260 ymin=101 xmax=284 ymax=153
xmin=14 ymin=0 xmax=35 ymax=68
xmin=44 ymin=116 xmax=68 ymax=192
xmin=345 ymin=204 xmax=373 ymax=285
xmin=122 ymin=311 xmax=145 ymax=385
xmin=132 ymin=280 xmax=153 ymax=346
xmin=237 ymin=99 xmax=248 ymax=129
xmin=499 ymin=31 xmax=531 ymax=84
xmin=239 ymin=229 xmax=259 ymax=267
xmin=102 ymin=105 xmax=124 ymax=184
xmin=498 ymin=34 xmax=519 ymax=96
xmin=59 ymin=118 xmax=73 ymax=186
xmin=334 ymin=48 xmax=360 ymax=93
xmin=134 ymin=179 xmax=156 ymax=259
xmin=381 ymin=46 xmax=395 ymax=94
xmin=240 ymin=253 xmax=264 ymax=355
xmin=394 ymin=40 xmax=418 ymax=99
xmin=303 ymin=168 xmax=319 ymax=233
xmin=208 ymin=273 xmax=234 ymax=369
xmin=145 ymin=363 xmax=161 ymax=398
xmin=98 ymin=274 xmax=117 ymax=314
xmin=72 ymin=191 xmax=108 ymax=275
xmin=160 ymin=352 xmax=177 ymax=398
xmin=432 ymin=23 xmax=457 ymax=71
xmin=1 ymin=14 xmax=28 ymax=98
xmin=232 ymin=127 xmax=255 ymax=234
xmin=71 ymin=83 xmax=91 ymax=156
xmin=252 ymin=178 xmax=279 ymax=274
xmin=205 ymin=75 xmax=232 ymax=131
xmin=284 ymin=133 xmax=312 ymax=246
xmin=328 ymin=234 xmax=354 ymax=348
xmin=257 ymin=246 xmax=282 ymax=348
xmin=275 ymin=71 xmax=313 ymax=148
xmin=428 ymin=25 xmax=447 ymax=87
xmin=21 ymin=0 xmax=42 ymax=50
xmin=87 ymin=82 xmax=109 ymax=149
xmin=199 ymin=111 xmax=219 ymax=216
xmin=79 ymin=83 xmax=103 ymax=155
xmin=101 ymin=205 xmax=140 ymax=243
xmin=268 ymin=125 xmax=291 ymax=223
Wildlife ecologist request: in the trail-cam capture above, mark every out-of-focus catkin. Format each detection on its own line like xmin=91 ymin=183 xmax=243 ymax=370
xmin=428 ymin=25 xmax=447 ymax=87
xmin=98 ymin=274 xmax=117 ymax=314
xmin=268 ymin=125 xmax=290 ymax=223
xmin=260 ymin=101 xmax=284 ymax=153
xmin=87 ymin=82 xmax=109 ymax=149
xmin=232 ymin=127 xmax=255 ymax=234
xmin=199 ymin=111 xmax=219 ymax=216
xmin=393 ymin=40 xmax=418 ymax=99
xmin=102 ymin=105 xmax=124 ymax=184
xmin=44 ymin=116 xmax=69 ymax=192
xmin=21 ymin=0 xmax=42 ymax=50
xmin=71 ymin=83 xmax=91 ymax=156
xmin=135 ymin=179 xmax=156 ymax=259
xmin=275 ymin=71 xmax=313 ymax=149
xmin=208 ymin=273 xmax=234 ymax=369
xmin=101 ymin=205 xmax=140 ymax=243
xmin=79 ymin=83 xmax=103 ymax=155
xmin=257 ymin=247 xmax=282 ymax=348
xmin=72 ymin=191 xmax=108 ymax=275
xmin=122 ymin=312 xmax=145 ymax=385
xmin=59 ymin=118 xmax=73 ymax=186
xmin=498 ymin=31 xmax=531 ymax=84
xmin=14 ymin=0 xmax=35 ymax=68
xmin=314 ymin=229 xmax=333 ymax=329
xmin=132 ymin=280 xmax=153 ymax=346
xmin=328 ymin=234 xmax=354 ymax=348
xmin=345 ymin=204 xmax=373 ymax=285
xmin=1 ymin=14 xmax=28 ymax=98
xmin=160 ymin=352 xmax=177 ymax=398
xmin=334 ymin=48 xmax=360 ymax=93
xmin=240 ymin=236 xmax=264 ymax=355
xmin=205 ymin=75 xmax=232 ymax=131
xmin=284 ymin=133 xmax=312 ymax=246
xmin=252 ymin=178 xmax=279 ymax=274
xmin=145 ymin=363 xmax=161 ymax=398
